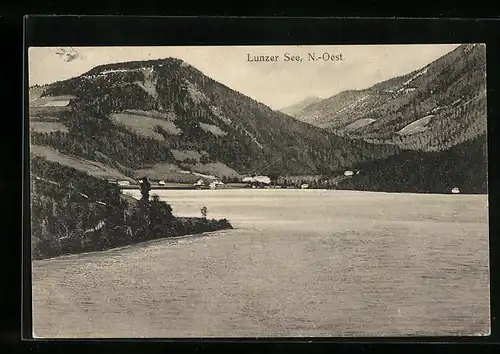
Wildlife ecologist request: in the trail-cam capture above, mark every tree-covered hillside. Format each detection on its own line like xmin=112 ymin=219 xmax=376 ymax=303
xmin=279 ymin=96 xmax=322 ymax=117
xmin=338 ymin=133 xmax=487 ymax=194
xmin=32 ymin=58 xmax=401 ymax=177
xmin=30 ymin=155 xmax=232 ymax=259
xmin=294 ymin=44 xmax=487 ymax=153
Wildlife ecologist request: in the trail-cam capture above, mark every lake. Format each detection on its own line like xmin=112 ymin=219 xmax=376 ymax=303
xmin=32 ymin=189 xmax=490 ymax=338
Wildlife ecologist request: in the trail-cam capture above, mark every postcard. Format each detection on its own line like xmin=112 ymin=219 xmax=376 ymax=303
xmin=28 ymin=44 xmax=489 ymax=338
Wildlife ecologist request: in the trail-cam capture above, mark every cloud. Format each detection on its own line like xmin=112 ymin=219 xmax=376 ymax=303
xmin=54 ymin=47 xmax=81 ymax=62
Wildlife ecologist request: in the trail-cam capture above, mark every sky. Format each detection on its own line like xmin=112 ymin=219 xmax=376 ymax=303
xmin=28 ymin=44 xmax=461 ymax=109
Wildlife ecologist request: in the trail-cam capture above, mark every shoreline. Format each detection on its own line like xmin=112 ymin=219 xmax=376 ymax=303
xmin=122 ymin=188 xmax=489 ymax=197
xmin=32 ymin=228 xmax=237 ymax=264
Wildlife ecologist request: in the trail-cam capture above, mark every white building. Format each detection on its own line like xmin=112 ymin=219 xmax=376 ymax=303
xmin=117 ymin=180 xmax=130 ymax=187
xmin=194 ymin=179 xmax=205 ymax=187
xmin=451 ymin=187 xmax=460 ymax=194
xmin=254 ymin=176 xmax=271 ymax=184
xmin=209 ymin=180 xmax=225 ymax=189
xmin=301 ymin=184 xmax=309 ymax=189
xmin=242 ymin=176 xmax=271 ymax=184
xmin=344 ymin=170 xmax=354 ymax=176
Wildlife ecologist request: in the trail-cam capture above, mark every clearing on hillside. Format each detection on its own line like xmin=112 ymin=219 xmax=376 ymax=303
xmin=186 ymin=162 xmax=240 ymax=179
xmin=199 ymin=123 xmax=228 ymax=137
xmin=30 ymin=145 xmax=133 ymax=181
xmin=397 ymin=115 xmax=435 ymax=136
xmin=344 ymin=118 xmax=377 ymax=132
xmin=122 ymin=109 xmax=177 ymax=121
xmin=30 ymin=122 xmax=69 ymax=134
xmin=110 ymin=113 xmax=182 ymax=140
xmin=133 ymin=161 xmax=239 ymax=183
xmin=171 ymin=150 xmax=205 ymax=162
xmin=133 ymin=163 xmax=200 ymax=183
xmin=29 ymin=94 xmax=75 ymax=108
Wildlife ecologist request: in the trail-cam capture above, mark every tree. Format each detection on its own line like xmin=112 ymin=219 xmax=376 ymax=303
xmin=200 ymin=206 xmax=208 ymax=218
xmin=140 ymin=177 xmax=151 ymax=201
xmin=268 ymin=172 xmax=280 ymax=186
xmin=149 ymin=194 xmax=174 ymax=237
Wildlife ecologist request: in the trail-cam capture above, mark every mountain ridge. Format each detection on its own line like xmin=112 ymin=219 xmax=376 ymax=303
xmin=29 ymin=46 xmax=488 ymax=193
xmin=293 ymin=44 xmax=487 ymax=152
xmin=30 ymin=57 xmax=400 ymax=181
xmin=279 ymin=96 xmax=323 ymax=117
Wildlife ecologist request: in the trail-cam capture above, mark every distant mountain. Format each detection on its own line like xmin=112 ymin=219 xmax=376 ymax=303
xmin=294 ymin=44 xmax=487 ymax=152
xmin=29 ymin=58 xmax=399 ymax=182
xmin=279 ymin=96 xmax=322 ymax=117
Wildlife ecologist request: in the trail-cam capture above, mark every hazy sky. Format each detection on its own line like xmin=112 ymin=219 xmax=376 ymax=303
xmin=28 ymin=44 xmax=461 ymax=109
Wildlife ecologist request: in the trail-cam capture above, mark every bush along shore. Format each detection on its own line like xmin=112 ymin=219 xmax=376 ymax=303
xmin=30 ymin=156 xmax=233 ymax=260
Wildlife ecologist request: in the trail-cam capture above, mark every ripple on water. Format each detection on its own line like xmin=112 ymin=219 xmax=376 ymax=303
xmin=33 ymin=190 xmax=490 ymax=337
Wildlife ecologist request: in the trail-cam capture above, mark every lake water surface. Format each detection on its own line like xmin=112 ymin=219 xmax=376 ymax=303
xmin=32 ymin=189 xmax=490 ymax=337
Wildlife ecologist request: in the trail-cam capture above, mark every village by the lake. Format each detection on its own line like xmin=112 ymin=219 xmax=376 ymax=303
xmin=110 ymin=170 xmax=360 ymax=191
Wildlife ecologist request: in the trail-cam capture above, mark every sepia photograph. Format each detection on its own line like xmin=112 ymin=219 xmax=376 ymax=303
xmin=27 ymin=44 xmax=489 ymax=338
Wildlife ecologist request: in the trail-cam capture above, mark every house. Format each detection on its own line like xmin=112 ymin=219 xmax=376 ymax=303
xmin=254 ymin=176 xmax=271 ymax=185
xmin=301 ymin=184 xmax=309 ymax=189
xmin=107 ymin=178 xmax=117 ymax=184
xmin=451 ymin=187 xmax=460 ymax=194
xmin=209 ymin=180 xmax=225 ymax=189
xmin=194 ymin=179 xmax=205 ymax=188
xmin=344 ymin=170 xmax=354 ymax=177
xmin=242 ymin=176 xmax=254 ymax=183
xmin=149 ymin=179 xmax=165 ymax=186
xmin=117 ymin=180 xmax=130 ymax=187
xmin=242 ymin=175 xmax=271 ymax=187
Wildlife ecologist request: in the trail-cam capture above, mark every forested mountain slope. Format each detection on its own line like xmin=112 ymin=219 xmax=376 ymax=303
xmin=29 ymin=58 xmax=400 ymax=179
xmin=338 ymin=133 xmax=488 ymax=194
xmin=279 ymin=96 xmax=322 ymax=117
xmin=30 ymin=156 xmax=232 ymax=259
xmin=294 ymin=44 xmax=487 ymax=152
